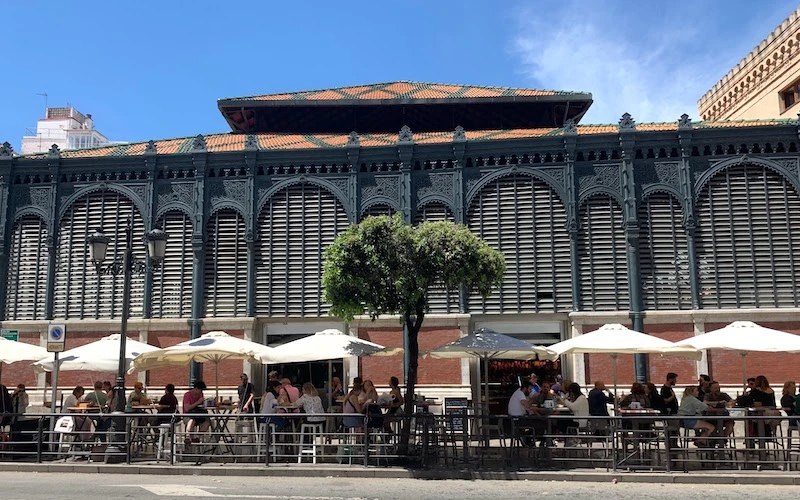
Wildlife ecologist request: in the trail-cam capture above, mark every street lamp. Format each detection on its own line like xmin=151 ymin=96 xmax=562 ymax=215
xmin=88 ymin=218 xmax=167 ymax=453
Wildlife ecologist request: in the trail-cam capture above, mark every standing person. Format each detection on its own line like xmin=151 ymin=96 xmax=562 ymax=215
xmin=182 ymin=380 xmax=210 ymax=443
xmin=11 ymin=384 xmax=29 ymax=415
xmin=237 ymin=374 xmax=255 ymax=414
xmin=661 ymin=372 xmax=679 ymax=415
xmin=646 ymin=383 xmax=667 ymax=414
xmin=528 ymin=373 xmax=541 ymax=394
xmin=0 ymin=384 xmax=12 ymax=427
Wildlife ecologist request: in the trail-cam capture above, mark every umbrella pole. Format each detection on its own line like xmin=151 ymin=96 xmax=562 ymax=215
xmin=215 ymin=361 xmax=220 ymax=403
xmin=741 ymin=352 xmax=747 ymax=392
xmin=328 ymin=360 xmax=333 ymax=410
xmin=483 ymin=355 xmax=490 ymax=409
xmin=612 ymin=354 xmax=619 ymax=415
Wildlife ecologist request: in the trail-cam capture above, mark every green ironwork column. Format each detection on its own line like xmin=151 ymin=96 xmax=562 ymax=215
xmin=678 ymin=115 xmax=701 ymax=309
xmin=398 ymin=126 xmax=414 ymax=384
xmin=563 ymin=121 xmax=582 ymax=311
xmin=44 ymin=145 xmax=61 ymax=320
xmin=0 ymin=143 xmax=13 ymax=318
xmin=189 ymin=136 xmax=208 ymax=383
xmin=619 ymin=114 xmax=648 ymax=382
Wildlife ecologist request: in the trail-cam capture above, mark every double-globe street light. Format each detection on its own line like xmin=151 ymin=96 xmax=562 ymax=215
xmin=87 ymin=219 xmax=167 ymax=420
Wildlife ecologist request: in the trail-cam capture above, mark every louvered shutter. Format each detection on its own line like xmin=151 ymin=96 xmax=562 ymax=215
xmin=54 ymin=192 xmax=145 ymax=319
xmin=152 ymin=211 xmax=193 ymax=318
xmin=467 ymin=175 xmax=572 ymax=313
xmin=696 ymin=164 xmax=800 ymax=308
xmin=578 ymin=195 xmax=628 ymax=311
xmin=256 ymin=184 xmax=349 ymax=316
xmin=415 ymin=202 xmax=457 ymax=313
xmin=361 ymin=204 xmax=395 ymax=219
xmin=5 ymin=215 xmax=49 ymax=320
xmin=204 ymin=209 xmax=247 ymax=317
xmin=639 ymin=193 xmax=691 ymax=310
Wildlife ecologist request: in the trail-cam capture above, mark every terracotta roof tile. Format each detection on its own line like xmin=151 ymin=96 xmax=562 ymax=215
xmin=15 ymin=119 xmax=797 ymax=159
xmin=638 ymin=123 xmax=677 ymax=131
xmin=577 ymin=125 xmax=617 ymax=135
xmin=206 ymin=134 xmax=246 ymax=152
xmin=224 ymin=81 xmax=579 ymax=102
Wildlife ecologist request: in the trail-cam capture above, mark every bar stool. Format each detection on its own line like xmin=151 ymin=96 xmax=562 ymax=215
xmin=297 ymin=422 xmax=325 ymax=463
xmin=256 ymin=422 xmax=277 ymax=461
xmin=155 ymin=422 xmax=174 ymax=463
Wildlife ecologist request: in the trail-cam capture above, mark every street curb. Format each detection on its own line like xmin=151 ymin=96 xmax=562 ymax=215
xmin=1 ymin=463 xmax=800 ymax=485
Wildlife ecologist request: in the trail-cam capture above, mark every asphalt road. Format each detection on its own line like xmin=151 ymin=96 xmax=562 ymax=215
xmin=1 ymin=472 xmax=798 ymax=500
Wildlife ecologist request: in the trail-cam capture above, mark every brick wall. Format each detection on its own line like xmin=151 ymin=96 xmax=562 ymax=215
xmin=357 ymin=326 xmax=462 ymax=385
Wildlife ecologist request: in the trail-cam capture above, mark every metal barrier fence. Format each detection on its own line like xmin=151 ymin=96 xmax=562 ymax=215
xmin=1 ymin=412 xmax=799 ymax=472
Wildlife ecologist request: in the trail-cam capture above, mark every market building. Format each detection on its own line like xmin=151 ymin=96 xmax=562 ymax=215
xmin=2 ymin=80 xmax=800 ymax=412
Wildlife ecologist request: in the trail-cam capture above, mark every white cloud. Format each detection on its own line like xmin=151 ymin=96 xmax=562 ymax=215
xmin=510 ymin=2 xmax=761 ymax=124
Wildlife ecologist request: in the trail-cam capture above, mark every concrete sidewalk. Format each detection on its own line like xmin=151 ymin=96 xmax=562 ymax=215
xmin=1 ymin=461 xmax=799 ymax=485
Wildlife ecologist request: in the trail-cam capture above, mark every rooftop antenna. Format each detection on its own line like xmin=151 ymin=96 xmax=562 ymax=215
xmin=35 ymin=92 xmax=48 ymax=114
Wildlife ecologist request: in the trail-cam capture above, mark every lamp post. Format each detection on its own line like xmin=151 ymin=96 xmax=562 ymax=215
xmin=88 ymin=218 xmax=167 ymax=457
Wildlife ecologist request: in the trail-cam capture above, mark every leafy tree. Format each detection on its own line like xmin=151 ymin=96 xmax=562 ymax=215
xmin=322 ymin=213 xmax=505 ymax=444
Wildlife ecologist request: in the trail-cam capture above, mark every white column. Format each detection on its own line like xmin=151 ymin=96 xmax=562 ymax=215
xmin=694 ymin=321 xmax=708 ymax=379
xmin=569 ymin=321 xmax=586 ymax=387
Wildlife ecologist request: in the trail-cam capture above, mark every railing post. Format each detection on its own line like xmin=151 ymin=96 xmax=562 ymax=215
xmin=36 ymin=416 xmax=44 ymax=463
xmin=363 ymin=422 xmax=370 ymax=467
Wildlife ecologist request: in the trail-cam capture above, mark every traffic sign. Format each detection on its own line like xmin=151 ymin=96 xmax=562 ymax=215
xmin=47 ymin=324 xmax=66 ymax=353
xmin=1 ymin=329 xmax=18 ymax=342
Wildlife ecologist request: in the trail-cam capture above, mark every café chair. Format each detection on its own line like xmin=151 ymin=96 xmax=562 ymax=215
xmin=297 ymin=422 xmax=325 ymax=464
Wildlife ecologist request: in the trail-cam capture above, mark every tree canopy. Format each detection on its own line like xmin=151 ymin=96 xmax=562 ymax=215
xmin=322 ymin=213 xmax=505 ymax=446
xmin=323 ymin=213 xmax=505 ymax=323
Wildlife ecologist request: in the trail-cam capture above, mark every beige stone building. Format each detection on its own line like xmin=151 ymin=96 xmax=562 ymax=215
xmin=699 ymin=7 xmax=800 ymax=121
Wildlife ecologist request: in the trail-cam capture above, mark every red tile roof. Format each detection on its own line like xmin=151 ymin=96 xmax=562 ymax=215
xmin=15 ymin=119 xmax=794 ymax=159
xmin=223 ymin=81 xmax=581 ymax=103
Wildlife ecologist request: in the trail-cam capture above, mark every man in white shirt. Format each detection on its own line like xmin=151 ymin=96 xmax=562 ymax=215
xmin=508 ymin=381 xmax=534 ymax=416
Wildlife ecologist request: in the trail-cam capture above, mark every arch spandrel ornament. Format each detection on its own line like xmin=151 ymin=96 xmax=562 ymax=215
xmin=155 ymin=182 xmax=195 ymax=220
xmin=575 ymin=164 xmax=624 ymax=207
xmin=414 ymin=172 xmax=456 ymax=213
xmin=58 ymin=182 xmax=150 ymax=228
xmin=464 ymin=165 xmax=569 ymax=209
xmin=694 ymin=155 xmax=800 ymax=196
xmin=360 ymin=197 xmax=401 ymax=217
xmin=256 ymin=176 xmax=352 ymax=222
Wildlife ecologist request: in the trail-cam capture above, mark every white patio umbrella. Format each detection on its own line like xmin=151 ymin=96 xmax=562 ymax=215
xmin=548 ymin=323 xmax=702 ymax=411
xmin=132 ymin=330 xmax=275 ymax=401
xmin=0 ymin=337 xmax=48 ymax=384
xmin=0 ymin=337 xmax=48 ymax=364
xmin=33 ymin=333 xmax=159 ymax=373
xmin=674 ymin=321 xmax=800 ymax=389
xmin=257 ymin=329 xmax=401 ymax=407
xmin=426 ymin=328 xmax=556 ymax=407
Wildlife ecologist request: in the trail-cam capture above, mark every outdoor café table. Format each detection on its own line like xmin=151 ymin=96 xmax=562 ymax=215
xmin=616 ymin=408 xmax=661 ymax=467
xmin=205 ymin=405 xmax=237 ymax=456
xmin=735 ymin=406 xmax=776 ymax=463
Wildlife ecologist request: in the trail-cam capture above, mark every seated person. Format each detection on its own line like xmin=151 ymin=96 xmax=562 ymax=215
xmin=295 ymin=383 xmax=326 ymax=424
xmin=259 ymin=380 xmax=281 ymax=424
xmin=529 ymin=381 xmax=556 ymax=406
xmin=125 ymin=382 xmax=150 ymax=412
xmin=157 ymin=384 xmax=179 ymax=425
xmin=620 ymin=382 xmax=649 ymax=409
xmin=84 ymin=381 xmax=112 ymax=441
xmin=703 ymin=381 xmax=734 ymax=437
xmin=62 ymin=386 xmax=93 ymax=442
xmin=182 ymin=380 xmax=210 ymax=444
xmin=678 ymin=386 xmax=715 ymax=446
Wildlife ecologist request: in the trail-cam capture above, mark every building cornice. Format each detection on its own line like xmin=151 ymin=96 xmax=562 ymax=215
xmin=698 ymin=7 xmax=800 ymax=120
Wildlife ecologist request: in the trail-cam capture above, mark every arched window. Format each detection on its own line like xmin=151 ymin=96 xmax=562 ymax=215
xmin=5 ymin=215 xmax=49 ymax=320
xmin=578 ymin=195 xmax=628 ymax=311
xmin=204 ymin=209 xmax=247 ymax=317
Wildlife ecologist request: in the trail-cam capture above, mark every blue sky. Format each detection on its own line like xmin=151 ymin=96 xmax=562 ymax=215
xmin=1 ymin=1 xmax=797 ymax=149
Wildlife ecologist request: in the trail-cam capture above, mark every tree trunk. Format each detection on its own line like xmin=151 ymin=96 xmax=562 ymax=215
xmin=399 ymin=305 xmax=424 ymax=457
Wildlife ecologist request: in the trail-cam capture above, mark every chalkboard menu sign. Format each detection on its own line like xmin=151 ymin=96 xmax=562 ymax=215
xmin=444 ymin=397 xmax=469 ymax=432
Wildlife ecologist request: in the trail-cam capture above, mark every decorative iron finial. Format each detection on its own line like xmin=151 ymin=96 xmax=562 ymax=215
xmin=346 ymin=131 xmax=360 ymax=147
xmin=618 ymin=113 xmax=636 ymax=130
xmin=677 ymin=113 xmax=692 ymax=130
xmin=453 ymin=125 xmax=466 ymax=142
xmin=563 ymin=119 xmax=578 ymax=135
xmin=245 ymin=134 xmax=259 ymax=151
xmin=0 ymin=141 xmax=13 ymax=157
xmin=191 ymin=134 xmax=207 ymax=152
xmin=47 ymin=144 xmax=61 ymax=158
xmin=398 ymin=125 xmax=413 ymax=143
xmin=145 ymin=140 xmax=157 ymax=155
